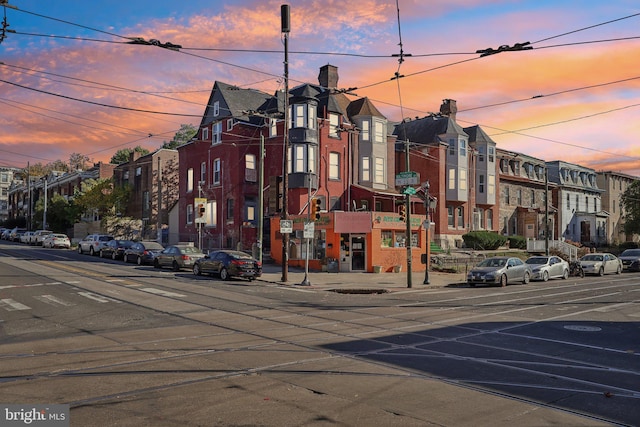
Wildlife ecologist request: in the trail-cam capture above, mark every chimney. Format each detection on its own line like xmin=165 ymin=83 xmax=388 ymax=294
xmin=440 ymin=99 xmax=457 ymax=120
xmin=318 ymin=64 xmax=339 ymax=89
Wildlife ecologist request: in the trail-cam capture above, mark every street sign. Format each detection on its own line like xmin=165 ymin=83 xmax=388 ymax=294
xmin=403 ymin=186 xmax=417 ymax=195
xmin=395 ymin=171 xmax=419 ymax=186
xmin=303 ymin=221 xmax=315 ymax=238
xmin=280 ymin=220 xmax=293 ymax=234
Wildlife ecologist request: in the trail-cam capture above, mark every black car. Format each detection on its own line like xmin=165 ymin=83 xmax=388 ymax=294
xmin=193 ymin=250 xmax=262 ymax=281
xmin=100 ymin=239 xmax=135 ymax=260
xmin=124 ymin=241 xmax=165 ymax=265
xmin=619 ymin=248 xmax=640 ymax=272
xmin=154 ymin=245 xmax=205 ymax=271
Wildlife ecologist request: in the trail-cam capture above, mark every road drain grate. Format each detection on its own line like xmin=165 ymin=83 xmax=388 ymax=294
xmin=327 ymin=289 xmax=389 ymax=294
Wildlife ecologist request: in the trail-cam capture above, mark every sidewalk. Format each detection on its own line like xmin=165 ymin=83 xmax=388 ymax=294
xmin=257 ymin=263 xmax=467 ymax=291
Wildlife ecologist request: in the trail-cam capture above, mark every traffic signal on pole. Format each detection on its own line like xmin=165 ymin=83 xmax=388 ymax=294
xmin=197 ymin=203 xmax=205 ymax=218
xmin=399 ymin=204 xmax=406 ymax=222
xmin=311 ymin=198 xmax=321 ymax=221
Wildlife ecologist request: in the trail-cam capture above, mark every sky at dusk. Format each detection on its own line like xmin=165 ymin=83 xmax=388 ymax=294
xmin=1 ymin=0 xmax=639 ymax=175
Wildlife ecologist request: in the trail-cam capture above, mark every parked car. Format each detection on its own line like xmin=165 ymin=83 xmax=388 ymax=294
xmin=100 ymin=239 xmax=135 ymax=260
xmin=32 ymin=230 xmax=53 ymax=245
xmin=467 ymin=256 xmax=531 ymax=287
xmin=77 ymin=234 xmax=114 ymax=256
xmin=20 ymin=231 xmax=35 ymax=244
xmin=525 ymin=256 xmax=570 ymax=281
xmin=580 ymin=253 xmax=622 ymax=276
xmin=9 ymin=227 xmax=27 ymax=242
xmin=193 ymin=250 xmax=262 ymax=281
xmin=0 ymin=228 xmax=10 ymax=240
xmin=154 ymin=245 xmax=205 ymax=271
xmin=124 ymin=241 xmax=165 ymax=265
xmin=619 ymin=248 xmax=640 ymax=272
xmin=42 ymin=233 xmax=71 ymax=249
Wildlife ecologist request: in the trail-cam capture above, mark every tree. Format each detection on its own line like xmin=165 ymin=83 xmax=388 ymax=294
xmin=621 ymin=180 xmax=640 ymax=235
xmin=162 ymin=124 xmax=197 ymax=149
xmin=69 ymin=152 xmax=90 ymax=171
xmin=110 ymin=146 xmax=150 ymax=165
xmin=74 ymin=178 xmax=131 ymax=219
xmin=33 ymin=195 xmax=81 ymax=232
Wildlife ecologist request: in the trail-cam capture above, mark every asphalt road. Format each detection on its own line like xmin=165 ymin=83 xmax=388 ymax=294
xmin=0 ymin=241 xmax=639 ymax=426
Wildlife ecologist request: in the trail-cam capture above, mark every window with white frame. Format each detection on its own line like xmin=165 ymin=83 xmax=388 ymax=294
xmin=212 ymin=122 xmax=222 ymax=144
xmin=448 ymin=169 xmax=456 ymax=190
xmin=296 ymin=145 xmax=305 ymax=173
xmin=459 ymin=168 xmax=467 ymax=190
xmin=447 ymin=206 xmax=454 ymax=227
xmin=459 ymin=139 xmax=466 ymax=156
xmin=245 ymin=154 xmax=256 ymax=170
xmin=488 ymin=146 xmax=495 ymax=162
xmin=457 ymin=206 xmax=464 ymax=227
xmin=479 ymin=174 xmax=485 ymax=193
xmin=361 ymin=157 xmax=370 ymax=181
xmin=288 ymin=145 xmax=315 ymax=174
xmin=449 ymin=139 xmax=456 ymax=156
xmin=329 ymin=152 xmax=340 ymax=180
xmin=200 ymin=162 xmax=206 ymax=184
xmin=187 ymin=168 xmax=193 ymax=192
xmin=374 ymin=120 xmax=384 ymax=143
xmin=135 ymin=166 xmax=142 ymax=176
xmin=290 ymin=103 xmax=317 ymax=129
xmin=487 ymin=209 xmax=493 ymax=229
xmin=488 ymin=175 xmax=495 ymax=195
xmin=269 ymin=118 xmax=277 ymax=137
xmin=374 ymin=157 xmax=384 ymax=183
xmin=206 ymin=200 xmax=217 ymax=227
xmin=202 ymin=127 xmax=209 ymax=141
xmin=186 ymin=204 xmax=194 ymax=224
xmin=478 ymin=146 xmax=485 ymax=162
xmin=361 ymin=120 xmax=370 ymax=141
xmin=227 ymin=118 xmax=234 ymax=130
xmin=213 ymin=101 xmax=220 ymax=116
xmin=329 ymin=113 xmax=339 ymax=137
xmin=213 ymin=159 xmax=221 ymax=185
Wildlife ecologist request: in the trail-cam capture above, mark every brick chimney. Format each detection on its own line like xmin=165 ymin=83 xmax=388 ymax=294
xmin=318 ymin=64 xmax=339 ymax=89
xmin=440 ymin=99 xmax=457 ymax=120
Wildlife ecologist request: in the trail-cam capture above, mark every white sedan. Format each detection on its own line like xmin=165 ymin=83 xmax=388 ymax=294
xmin=42 ymin=233 xmax=71 ymax=249
xmin=579 ymin=253 xmax=622 ymax=276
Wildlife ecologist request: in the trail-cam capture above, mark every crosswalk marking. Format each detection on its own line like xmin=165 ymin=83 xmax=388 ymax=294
xmin=77 ymin=292 xmax=121 ymax=304
xmin=140 ymin=288 xmax=186 ymax=298
xmin=0 ymin=298 xmax=31 ymax=311
xmin=34 ymin=295 xmax=75 ymax=307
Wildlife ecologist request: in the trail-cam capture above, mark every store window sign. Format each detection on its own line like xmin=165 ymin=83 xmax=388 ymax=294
xmin=377 ymin=216 xmax=422 ymax=226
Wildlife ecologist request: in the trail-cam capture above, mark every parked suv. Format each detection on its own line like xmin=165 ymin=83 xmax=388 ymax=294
xmin=77 ymin=234 xmax=114 ymax=256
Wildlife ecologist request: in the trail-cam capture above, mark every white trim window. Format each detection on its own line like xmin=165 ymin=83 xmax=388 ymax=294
xmin=200 ymin=161 xmax=206 ymax=184
xmin=459 ymin=168 xmax=467 ymax=191
xmin=227 ymin=118 xmax=234 ymax=130
xmin=187 ymin=168 xmax=194 ymax=193
xmin=269 ymin=118 xmax=277 ymax=137
xmin=206 ymin=200 xmax=217 ymax=227
xmin=245 ymin=154 xmax=256 ymax=171
xmin=488 ymin=175 xmax=495 ymax=195
xmin=329 ymin=152 xmax=340 ymax=180
xmin=329 ymin=113 xmax=339 ymax=137
xmin=186 ymin=204 xmax=194 ymax=224
xmin=213 ymin=158 xmax=221 ymax=185
xmin=448 ymin=169 xmax=456 ymax=190
xmin=361 ymin=157 xmax=370 ymax=182
xmin=374 ymin=120 xmax=384 ymax=143
xmin=213 ymin=101 xmax=220 ymax=117
xmin=212 ymin=122 xmax=222 ymax=145
xmin=361 ymin=120 xmax=370 ymax=141
xmin=290 ymin=103 xmax=317 ymax=129
xmin=374 ymin=157 xmax=384 ymax=184
xmin=202 ymin=127 xmax=209 ymax=141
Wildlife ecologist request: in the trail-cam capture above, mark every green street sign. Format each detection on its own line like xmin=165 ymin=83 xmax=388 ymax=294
xmin=403 ymin=186 xmax=417 ymax=195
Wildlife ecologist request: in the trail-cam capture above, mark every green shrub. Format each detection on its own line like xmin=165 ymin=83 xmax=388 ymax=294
xmin=507 ymin=235 xmax=527 ymax=249
xmin=462 ymin=231 xmax=508 ymax=250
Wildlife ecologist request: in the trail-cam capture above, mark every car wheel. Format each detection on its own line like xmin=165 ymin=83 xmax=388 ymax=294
xmin=89 ymin=247 xmax=95 ymax=256
xmin=78 ymin=245 xmax=83 ymax=254
xmin=616 ymin=265 xmax=622 ymax=274
xmin=112 ymin=252 xmax=117 ymax=260
xmin=248 ymin=277 xmax=255 ymax=282
xmin=598 ymin=267 xmax=604 ymax=276
xmin=99 ymin=249 xmax=105 ymax=258
xmin=523 ymin=271 xmax=530 ymax=284
xmin=193 ymin=264 xmax=201 ymax=276
xmin=220 ymin=267 xmax=229 ymax=281
xmin=172 ymin=261 xmax=180 ymax=272
xmin=542 ymin=271 xmax=549 ymax=282
xmin=154 ymin=259 xmax=162 ymax=269
xmin=500 ymin=274 xmax=508 ymax=287
xmin=137 ymin=256 xmax=143 ymax=266
xmin=562 ymin=269 xmax=569 ymax=280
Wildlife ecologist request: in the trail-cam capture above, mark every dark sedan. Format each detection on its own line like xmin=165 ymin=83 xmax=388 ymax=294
xmin=100 ymin=239 xmax=135 ymax=260
xmin=154 ymin=245 xmax=205 ymax=271
xmin=124 ymin=241 xmax=165 ymax=265
xmin=619 ymin=248 xmax=640 ymax=272
xmin=193 ymin=250 xmax=262 ymax=281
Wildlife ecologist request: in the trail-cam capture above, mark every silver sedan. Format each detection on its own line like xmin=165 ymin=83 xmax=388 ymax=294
xmin=525 ymin=256 xmax=570 ymax=281
xmin=467 ymin=256 xmax=532 ymax=287
xmin=580 ymin=253 xmax=622 ymax=276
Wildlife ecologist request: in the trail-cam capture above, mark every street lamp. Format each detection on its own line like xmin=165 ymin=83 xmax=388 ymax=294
xmin=422 ymin=181 xmax=436 ymax=285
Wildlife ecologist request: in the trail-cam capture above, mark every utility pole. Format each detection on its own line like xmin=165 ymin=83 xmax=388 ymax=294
xmin=545 ymin=167 xmax=549 ymax=256
xmin=280 ymin=4 xmax=290 ymax=282
xmin=257 ymin=133 xmax=264 ymax=264
xmin=423 ymin=181 xmax=430 ymax=285
xmin=157 ymin=156 xmax=162 ymax=244
xmin=405 ymin=138 xmax=412 ymax=289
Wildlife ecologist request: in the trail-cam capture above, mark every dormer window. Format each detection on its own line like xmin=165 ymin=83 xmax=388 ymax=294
xmin=213 ymin=101 xmax=220 ymax=117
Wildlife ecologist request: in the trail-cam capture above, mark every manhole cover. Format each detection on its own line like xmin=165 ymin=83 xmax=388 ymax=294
xmin=564 ymin=325 xmax=602 ymax=332
xmin=327 ymin=289 xmax=389 ymax=294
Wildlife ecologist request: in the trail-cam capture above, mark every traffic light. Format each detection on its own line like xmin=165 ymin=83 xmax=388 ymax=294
xmin=311 ymin=198 xmax=321 ymax=221
xmin=399 ymin=204 xmax=406 ymax=222
xmin=197 ymin=203 xmax=205 ymax=218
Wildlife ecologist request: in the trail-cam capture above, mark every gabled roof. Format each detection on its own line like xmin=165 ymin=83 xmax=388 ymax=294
xmin=393 ymin=114 xmax=467 ymax=145
xmin=347 ymin=97 xmax=386 ymax=119
xmin=200 ymin=81 xmax=273 ymax=126
xmin=463 ymin=125 xmax=495 ymax=146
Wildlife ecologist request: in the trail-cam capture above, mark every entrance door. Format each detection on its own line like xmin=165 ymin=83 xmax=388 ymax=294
xmin=351 ymin=235 xmax=366 ymax=271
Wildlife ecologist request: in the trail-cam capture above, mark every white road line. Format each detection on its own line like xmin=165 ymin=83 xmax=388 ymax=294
xmin=34 ymin=295 xmax=75 ymax=307
xmin=595 ymin=302 xmax=635 ymax=313
xmin=0 ymin=282 xmax=61 ymax=290
xmin=77 ymin=292 xmax=121 ymax=304
xmin=0 ymin=298 xmax=31 ymax=311
xmin=140 ymin=288 xmax=186 ymax=297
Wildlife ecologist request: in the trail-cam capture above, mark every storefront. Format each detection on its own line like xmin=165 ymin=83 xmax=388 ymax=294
xmin=270 ymin=211 xmax=430 ymax=273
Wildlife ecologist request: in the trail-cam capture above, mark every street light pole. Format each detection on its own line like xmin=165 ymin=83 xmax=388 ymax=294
xmin=423 ymin=181 xmax=430 ymax=285
xmin=300 ymin=171 xmax=311 ymax=286
xmin=280 ymin=4 xmax=290 ymax=282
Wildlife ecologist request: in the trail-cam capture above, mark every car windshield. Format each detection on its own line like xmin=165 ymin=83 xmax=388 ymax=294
xmin=582 ymin=255 xmax=603 ymax=262
xmin=52 ymin=234 xmax=67 ymax=238
xmin=526 ymin=257 xmax=548 ymax=265
xmin=99 ymin=236 xmax=114 ymax=241
xmin=179 ymin=246 xmax=201 ymax=254
xmin=478 ymin=258 xmax=506 ymax=268
xmin=621 ymin=249 xmax=640 ymax=257
xmin=144 ymin=242 xmax=164 ymax=250
xmin=229 ymin=251 xmax=253 ymax=260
